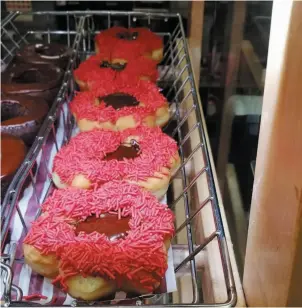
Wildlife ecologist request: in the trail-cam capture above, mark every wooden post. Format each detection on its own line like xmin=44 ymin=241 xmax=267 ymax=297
xmin=216 ymin=1 xmax=246 ymax=194
xmin=188 ymin=0 xmax=205 ymax=86
xmin=243 ymin=1 xmax=302 ymax=306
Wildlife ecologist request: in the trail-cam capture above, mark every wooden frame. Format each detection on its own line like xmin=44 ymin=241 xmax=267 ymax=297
xmin=188 ymin=0 xmax=205 ymax=86
xmin=217 ymin=1 xmax=246 ymax=194
xmin=243 ymin=1 xmax=302 ymax=306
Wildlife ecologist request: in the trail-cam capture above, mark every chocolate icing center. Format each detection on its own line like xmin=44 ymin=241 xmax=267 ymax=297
xmin=99 ymin=92 xmax=139 ymax=110
xmin=116 ymin=31 xmax=139 ymax=40
xmin=11 ymin=69 xmax=42 ymax=84
xmin=104 ymin=141 xmax=140 ymax=161
xmin=75 ymin=213 xmax=130 ymax=241
xmin=1 ymin=134 xmax=26 ymax=179
xmin=1 ymin=100 xmax=29 ymax=122
xmin=99 ymin=60 xmax=127 ymax=72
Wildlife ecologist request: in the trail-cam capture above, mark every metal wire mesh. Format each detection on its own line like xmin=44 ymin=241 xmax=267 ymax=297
xmin=1 ymin=11 xmax=236 ymax=307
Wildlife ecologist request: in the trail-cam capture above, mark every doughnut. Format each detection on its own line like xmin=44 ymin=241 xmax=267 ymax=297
xmin=1 ymin=94 xmax=49 ymax=145
xmin=95 ymin=27 xmax=163 ymax=62
xmin=1 ymin=63 xmax=63 ymax=106
xmin=1 ymin=134 xmax=27 ymax=200
xmin=70 ymin=80 xmax=169 ymax=131
xmin=23 ymin=181 xmax=175 ymax=300
xmin=52 ymin=126 xmax=180 ymax=199
xmin=15 ymin=43 xmax=72 ymax=69
xmin=74 ymin=52 xmax=158 ymax=91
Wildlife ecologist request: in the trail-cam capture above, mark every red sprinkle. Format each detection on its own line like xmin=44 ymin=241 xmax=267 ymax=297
xmin=23 ymin=294 xmax=48 ymax=301
xmin=69 ymin=80 xmax=167 ymax=125
xmin=95 ymin=27 xmax=163 ymax=61
xmin=52 ymin=126 xmax=179 ymax=187
xmin=74 ymin=53 xmax=159 ymax=89
xmin=24 ymin=181 xmax=175 ymax=293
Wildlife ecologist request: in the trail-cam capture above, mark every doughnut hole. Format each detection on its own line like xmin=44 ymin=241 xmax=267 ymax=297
xmin=23 ymin=244 xmax=59 ymax=278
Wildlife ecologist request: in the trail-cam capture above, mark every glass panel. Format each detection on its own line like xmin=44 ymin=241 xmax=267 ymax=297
xmin=200 ymin=1 xmax=273 ymax=277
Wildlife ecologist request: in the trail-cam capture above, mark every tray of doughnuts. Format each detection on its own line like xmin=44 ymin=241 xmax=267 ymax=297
xmin=1 ymin=11 xmax=238 ymax=307
xmin=1 ymin=12 xmax=84 ymax=204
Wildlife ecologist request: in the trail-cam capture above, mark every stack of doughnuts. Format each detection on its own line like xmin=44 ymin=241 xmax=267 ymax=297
xmin=1 ymin=43 xmax=70 ymax=200
xmin=24 ymin=27 xmax=179 ymax=301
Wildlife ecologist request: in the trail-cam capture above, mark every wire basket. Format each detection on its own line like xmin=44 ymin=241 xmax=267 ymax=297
xmin=1 ymin=10 xmax=237 ymax=307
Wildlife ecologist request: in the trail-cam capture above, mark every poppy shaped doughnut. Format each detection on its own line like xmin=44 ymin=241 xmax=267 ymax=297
xmin=23 ymin=181 xmax=175 ymax=301
xmin=70 ymin=80 xmax=170 ymax=131
xmin=74 ymin=52 xmax=159 ymax=91
xmin=95 ymin=27 xmax=163 ymax=62
xmin=52 ymin=127 xmax=180 ymax=199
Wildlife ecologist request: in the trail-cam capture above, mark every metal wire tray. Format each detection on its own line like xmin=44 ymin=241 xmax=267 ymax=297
xmin=1 ymin=10 xmax=237 ymax=307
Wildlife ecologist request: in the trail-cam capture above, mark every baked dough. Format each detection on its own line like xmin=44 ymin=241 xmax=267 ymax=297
xmin=52 ymin=127 xmax=180 ymax=199
xmin=23 ymin=182 xmax=175 ymax=300
xmin=70 ymin=80 xmax=170 ymax=131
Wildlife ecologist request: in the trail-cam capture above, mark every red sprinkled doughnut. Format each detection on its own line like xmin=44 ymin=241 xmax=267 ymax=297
xmin=69 ymin=80 xmax=167 ymax=126
xmin=95 ymin=27 xmax=163 ymax=61
xmin=74 ymin=52 xmax=158 ymax=90
xmin=24 ymin=181 xmax=174 ymax=293
xmin=52 ymin=126 xmax=178 ymax=187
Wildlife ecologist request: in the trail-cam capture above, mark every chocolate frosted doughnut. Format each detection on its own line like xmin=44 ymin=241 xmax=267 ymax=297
xmin=74 ymin=52 xmax=158 ymax=91
xmin=23 ymin=181 xmax=174 ymax=300
xmin=1 ymin=95 xmax=49 ymax=145
xmin=52 ymin=126 xmax=180 ymax=199
xmin=15 ymin=43 xmax=72 ymax=69
xmin=1 ymin=134 xmax=27 ymax=200
xmin=1 ymin=63 xmax=63 ymax=106
xmin=95 ymin=27 xmax=163 ymax=62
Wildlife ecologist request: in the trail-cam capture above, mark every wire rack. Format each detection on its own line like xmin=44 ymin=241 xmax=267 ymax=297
xmin=1 ymin=11 xmax=237 ymax=307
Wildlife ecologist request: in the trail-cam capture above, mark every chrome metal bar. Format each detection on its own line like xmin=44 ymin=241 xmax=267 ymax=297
xmin=170 ymin=40 xmax=200 ymax=304
xmin=175 ymin=197 xmax=212 ymax=234
xmin=1 ymin=263 xmax=13 ymax=306
xmin=177 ymin=16 xmax=237 ymax=305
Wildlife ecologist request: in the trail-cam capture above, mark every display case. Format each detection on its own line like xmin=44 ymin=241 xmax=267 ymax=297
xmin=0 ymin=9 xmax=244 ymax=308
xmin=2 ymin=1 xmax=301 ymax=307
